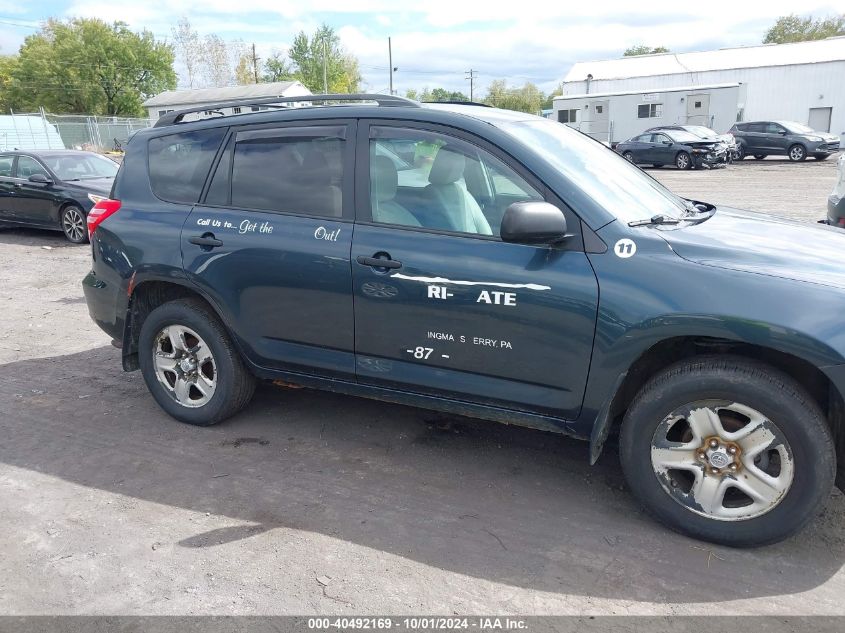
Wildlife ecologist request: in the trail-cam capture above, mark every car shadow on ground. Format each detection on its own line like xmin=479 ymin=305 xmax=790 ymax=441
xmin=1 ymin=346 xmax=844 ymax=604
xmin=0 ymin=226 xmax=82 ymax=248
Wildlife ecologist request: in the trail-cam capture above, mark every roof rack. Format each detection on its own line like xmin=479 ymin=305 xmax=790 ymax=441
xmin=154 ymin=93 xmax=419 ymax=127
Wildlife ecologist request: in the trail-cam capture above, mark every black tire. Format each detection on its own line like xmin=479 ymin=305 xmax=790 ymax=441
xmin=138 ymin=298 xmax=255 ymax=426
xmin=60 ymin=204 xmax=88 ymax=244
xmin=619 ymin=356 xmax=835 ymax=547
xmin=735 ymin=144 xmax=746 ymax=160
xmin=622 ymin=151 xmax=634 ymax=163
xmin=814 ymin=155 xmax=830 ymax=161
xmin=675 ymin=151 xmax=692 ymax=170
xmin=788 ymin=144 xmax=807 ymax=161
xmin=753 ymin=154 xmax=767 ymax=160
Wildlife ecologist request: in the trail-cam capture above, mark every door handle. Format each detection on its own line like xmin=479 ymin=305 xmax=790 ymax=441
xmin=356 ymin=255 xmax=402 ymax=269
xmin=188 ymin=234 xmax=223 ymax=248
xmin=13 ymin=183 xmax=21 ymax=188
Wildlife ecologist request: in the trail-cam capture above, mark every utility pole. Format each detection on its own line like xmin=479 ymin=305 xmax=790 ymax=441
xmin=322 ymin=38 xmax=328 ymax=94
xmin=388 ymin=37 xmax=393 ymax=95
xmin=251 ymin=43 xmax=259 ymax=84
xmin=465 ymin=69 xmax=478 ymax=101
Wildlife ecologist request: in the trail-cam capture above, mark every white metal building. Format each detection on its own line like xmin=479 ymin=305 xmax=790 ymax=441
xmin=143 ymin=81 xmax=312 ymax=121
xmin=554 ymin=37 xmax=845 ymax=143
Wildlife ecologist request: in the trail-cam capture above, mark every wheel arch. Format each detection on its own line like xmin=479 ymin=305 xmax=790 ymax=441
xmin=590 ymin=335 xmax=845 ymax=487
xmin=122 ymin=279 xmax=233 ymax=372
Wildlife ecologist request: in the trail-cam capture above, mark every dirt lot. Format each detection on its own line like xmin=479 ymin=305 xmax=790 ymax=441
xmin=1 ymin=156 xmax=844 ymax=616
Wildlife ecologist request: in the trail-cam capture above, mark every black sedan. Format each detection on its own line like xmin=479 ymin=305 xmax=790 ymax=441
xmin=0 ymin=150 xmax=118 ymax=243
xmin=616 ymin=130 xmax=728 ymax=170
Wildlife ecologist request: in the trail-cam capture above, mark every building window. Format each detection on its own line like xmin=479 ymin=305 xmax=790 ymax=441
xmin=637 ymin=103 xmax=663 ymax=118
xmin=251 ymin=106 xmax=260 ymax=112
xmin=233 ymin=107 xmax=242 ymax=114
xmin=596 ymin=105 xmax=603 ymax=114
xmin=558 ymin=109 xmax=578 ymax=124
xmin=694 ymin=101 xmax=702 ymax=109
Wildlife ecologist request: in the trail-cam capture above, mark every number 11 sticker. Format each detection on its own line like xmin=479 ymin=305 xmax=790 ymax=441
xmin=614 ymin=239 xmax=637 ymax=258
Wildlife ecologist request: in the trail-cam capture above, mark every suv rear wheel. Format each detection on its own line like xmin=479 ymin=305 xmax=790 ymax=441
xmin=619 ymin=356 xmax=835 ymax=547
xmin=139 ymin=298 xmax=255 ymax=426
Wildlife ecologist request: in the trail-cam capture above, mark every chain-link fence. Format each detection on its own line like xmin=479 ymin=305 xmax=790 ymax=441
xmin=0 ymin=109 xmax=151 ymax=152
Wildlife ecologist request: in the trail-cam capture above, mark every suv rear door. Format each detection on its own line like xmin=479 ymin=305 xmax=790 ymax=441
xmin=182 ymin=120 xmax=357 ymax=379
xmin=350 ymin=121 xmax=599 ymax=419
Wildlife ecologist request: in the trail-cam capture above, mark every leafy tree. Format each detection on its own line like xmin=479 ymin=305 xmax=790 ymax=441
xmin=405 ymin=88 xmax=419 ymax=100
xmin=202 ymin=34 xmax=231 ymax=87
xmin=287 ymin=24 xmax=361 ymax=93
xmin=0 ymin=55 xmax=19 ymax=113
xmin=262 ymin=51 xmax=296 ymax=83
xmin=172 ymin=17 xmax=201 ymax=88
xmin=483 ymin=80 xmax=544 ymax=114
xmin=10 ymin=18 xmax=176 ymax=116
xmin=404 ymin=87 xmax=467 ymax=102
xmin=543 ymin=82 xmax=564 ymax=110
xmin=763 ymin=13 xmax=845 ymax=44
xmin=235 ymin=53 xmax=255 ymax=85
xmin=624 ymin=45 xmax=670 ymax=56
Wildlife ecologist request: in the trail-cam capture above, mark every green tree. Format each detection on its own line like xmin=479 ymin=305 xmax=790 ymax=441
xmin=262 ymin=51 xmax=296 ymax=83
xmin=287 ymin=24 xmax=361 ymax=93
xmin=0 ymin=55 xmax=19 ymax=113
xmin=763 ymin=13 xmax=845 ymax=44
xmin=483 ymin=80 xmax=544 ymax=114
xmin=10 ymin=18 xmax=176 ymax=116
xmin=543 ymin=82 xmax=564 ymax=110
xmin=405 ymin=88 xmax=419 ymax=100
xmin=624 ymin=44 xmax=670 ymax=56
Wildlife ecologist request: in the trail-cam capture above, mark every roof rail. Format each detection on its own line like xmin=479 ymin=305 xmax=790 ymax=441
xmin=154 ymin=93 xmax=419 ymax=127
xmin=423 ymin=100 xmax=491 ymax=107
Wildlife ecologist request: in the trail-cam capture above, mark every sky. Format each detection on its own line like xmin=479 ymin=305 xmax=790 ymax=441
xmin=1 ymin=0 xmax=844 ymax=96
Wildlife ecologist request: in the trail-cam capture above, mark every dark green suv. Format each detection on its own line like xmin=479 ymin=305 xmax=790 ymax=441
xmin=83 ymin=94 xmax=845 ymax=547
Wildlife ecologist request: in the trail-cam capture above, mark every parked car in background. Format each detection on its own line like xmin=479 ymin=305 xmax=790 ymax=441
xmin=646 ymin=125 xmax=739 ymax=161
xmin=828 ymin=153 xmax=845 ymax=227
xmin=616 ymin=130 xmax=728 ymax=170
xmin=730 ymin=121 xmax=840 ymax=161
xmin=0 ymin=150 xmax=117 ymax=243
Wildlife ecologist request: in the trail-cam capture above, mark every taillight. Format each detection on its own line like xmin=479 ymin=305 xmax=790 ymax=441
xmin=87 ymin=199 xmax=121 ymax=237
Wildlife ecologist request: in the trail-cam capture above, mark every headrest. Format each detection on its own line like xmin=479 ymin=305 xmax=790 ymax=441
xmin=428 ymin=149 xmax=465 ymax=185
xmin=371 ymin=155 xmax=398 ymax=202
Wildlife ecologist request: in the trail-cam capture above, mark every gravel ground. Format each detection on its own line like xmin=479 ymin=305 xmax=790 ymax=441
xmin=1 ymin=156 xmax=844 ymax=616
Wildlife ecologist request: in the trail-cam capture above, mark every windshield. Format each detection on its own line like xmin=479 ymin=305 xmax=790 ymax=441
xmin=779 ymin=121 xmax=815 ymax=134
xmin=502 ymin=119 xmax=687 ymax=222
xmin=666 ymin=130 xmax=708 ymax=143
xmin=684 ymin=126 xmax=718 ymax=138
xmin=42 ymin=153 xmax=119 ymax=181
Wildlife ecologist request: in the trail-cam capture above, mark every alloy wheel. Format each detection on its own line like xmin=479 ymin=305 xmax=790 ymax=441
xmin=789 ymin=145 xmax=806 ymax=161
xmin=152 ymin=325 xmax=217 ymax=408
xmin=650 ymin=400 xmax=794 ymax=521
xmin=676 ymin=153 xmax=690 ymax=170
xmin=62 ymin=207 xmax=86 ymax=242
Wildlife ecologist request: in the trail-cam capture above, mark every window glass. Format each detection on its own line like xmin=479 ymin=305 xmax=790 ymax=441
xmin=765 ymin=123 xmax=786 ymax=134
xmin=0 ymin=156 xmax=13 ymax=177
xmin=16 ymin=156 xmax=49 ymax=178
xmin=369 ymin=127 xmax=542 ymax=236
xmin=42 ymin=153 xmax=118 ymax=180
xmin=148 ymin=128 xmax=226 ymax=204
xmin=230 ymin=127 xmax=345 ymax=217
xmin=637 ymin=104 xmax=649 ymax=119
xmin=205 ymin=138 xmax=232 ymax=206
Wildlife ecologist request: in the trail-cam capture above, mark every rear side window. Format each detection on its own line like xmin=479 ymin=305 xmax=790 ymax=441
xmin=208 ymin=125 xmax=346 ymax=217
xmin=0 ymin=156 xmax=12 ymax=177
xmin=148 ymin=128 xmax=226 ymax=204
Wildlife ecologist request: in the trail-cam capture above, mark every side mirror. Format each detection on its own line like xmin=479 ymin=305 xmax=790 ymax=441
xmin=501 ymin=201 xmax=568 ymax=245
xmin=663 ymin=140 xmax=673 ymax=145
xmin=28 ymin=173 xmax=51 ymax=184
xmin=777 ymin=130 xmax=787 ymax=136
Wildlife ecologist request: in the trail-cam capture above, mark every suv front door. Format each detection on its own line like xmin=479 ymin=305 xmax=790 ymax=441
xmin=182 ymin=121 xmax=357 ymax=379
xmin=351 ymin=122 xmax=599 ymax=419
xmin=763 ymin=122 xmax=790 ymax=154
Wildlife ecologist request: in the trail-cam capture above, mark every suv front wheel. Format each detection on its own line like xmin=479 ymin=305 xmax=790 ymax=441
xmin=138 ymin=298 xmax=255 ymax=426
xmin=620 ymin=356 xmax=835 ymax=547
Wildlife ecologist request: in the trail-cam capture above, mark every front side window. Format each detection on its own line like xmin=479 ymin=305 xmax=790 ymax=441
xmin=368 ymin=127 xmax=542 ymax=237
xmin=148 ymin=128 xmax=226 ymax=204
xmin=16 ymin=156 xmax=49 ymax=179
xmin=213 ymin=125 xmax=346 ymax=217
